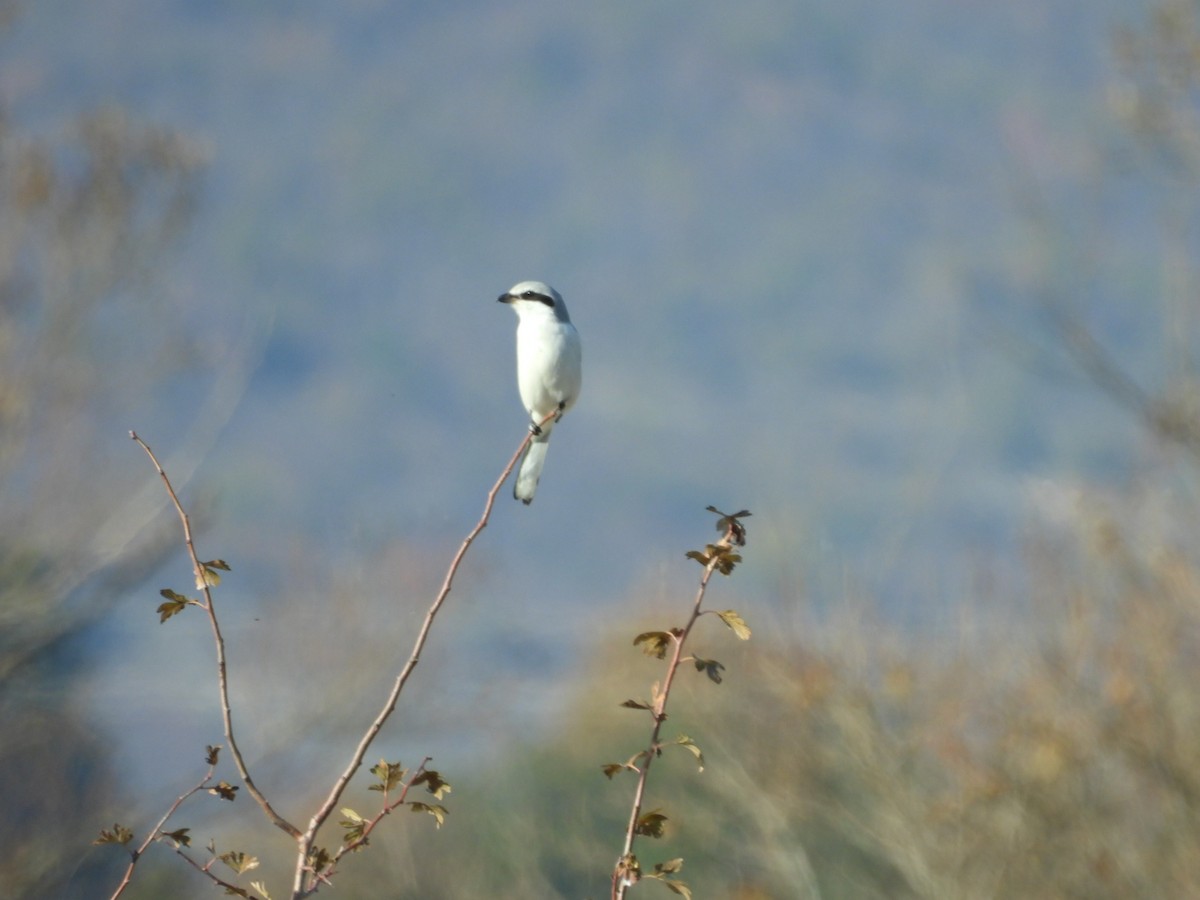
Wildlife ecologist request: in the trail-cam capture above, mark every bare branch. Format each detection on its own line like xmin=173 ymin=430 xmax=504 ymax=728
xmin=129 ymin=431 xmax=301 ymax=839
xmin=292 ymin=412 xmax=556 ymax=898
xmin=611 ymin=510 xmax=748 ymax=900
xmin=322 ymin=756 xmax=436 ymax=878
xmin=107 ymin=755 xmax=219 ymax=900
xmin=172 ymin=846 xmax=264 ymax=899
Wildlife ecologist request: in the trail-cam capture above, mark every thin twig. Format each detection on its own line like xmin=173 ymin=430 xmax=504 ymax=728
xmin=130 ymin=431 xmax=301 ymax=839
xmin=172 ymin=846 xmax=264 ymax=898
xmin=292 ymin=411 xmax=557 ymax=898
xmin=318 ymin=756 xmax=435 ymax=882
xmin=107 ymin=758 xmax=219 ymax=900
xmin=612 ymin=557 xmax=720 ymax=900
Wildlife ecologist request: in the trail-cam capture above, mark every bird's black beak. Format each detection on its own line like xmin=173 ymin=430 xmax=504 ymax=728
xmin=498 ymin=293 xmax=513 ymax=304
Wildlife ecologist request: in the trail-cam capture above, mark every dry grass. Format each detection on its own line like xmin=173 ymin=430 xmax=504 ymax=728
xmin=298 ymin=476 xmax=1200 ymax=900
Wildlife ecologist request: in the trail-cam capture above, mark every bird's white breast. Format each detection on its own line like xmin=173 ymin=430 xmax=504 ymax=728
xmin=516 ymin=317 xmax=582 ymax=422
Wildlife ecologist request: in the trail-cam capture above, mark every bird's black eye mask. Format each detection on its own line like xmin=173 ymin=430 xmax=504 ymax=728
xmin=523 ymin=289 xmax=554 ymax=307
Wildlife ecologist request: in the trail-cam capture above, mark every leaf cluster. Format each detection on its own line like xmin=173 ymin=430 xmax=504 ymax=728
xmin=196 ymin=558 xmax=231 ymax=589
xmin=338 ymin=760 xmax=453 ymax=854
xmin=93 ymin=823 xmax=134 ymax=846
xmin=608 ymin=506 xmax=752 ymax=897
xmin=685 ymin=507 xmax=751 ymax=575
xmin=634 ymin=630 xmax=678 ymax=659
xmin=156 ymin=588 xmax=195 ymax=623
xmin=219 ymin=850 xmax=259 ymax=875
xmin=616 ymin=853 xmax=693 ymax=899
xmin=208 ymin=781 xmax=239 ymax=801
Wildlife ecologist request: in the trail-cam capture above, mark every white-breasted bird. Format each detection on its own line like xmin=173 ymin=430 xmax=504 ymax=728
xmin=498 ymin=280 xmax=583 ymax=504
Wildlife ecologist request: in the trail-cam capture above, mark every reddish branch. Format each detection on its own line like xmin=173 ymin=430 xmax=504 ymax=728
xmin=107 ymin=754 xmax=220 ymax=900
xmin=131 ymin=432 xmax=300 ymax=838
xmin=291 ymin=410 xmax=557 ymax=897
xmin=127 ymin=413 xmax=558 ymax=899
xmin=611 ymin=558 xmax=719 ymax=900
xmin=611 ymin=511 xmax=747 ymax=900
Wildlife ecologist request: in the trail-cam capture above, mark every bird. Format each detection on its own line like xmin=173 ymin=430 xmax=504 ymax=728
xmin=498 ymin=280 xmax=582 ymax=504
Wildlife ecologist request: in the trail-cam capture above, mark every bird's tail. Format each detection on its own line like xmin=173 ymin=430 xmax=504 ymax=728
xmin=514 ymin=433 xmax=551 ymax=504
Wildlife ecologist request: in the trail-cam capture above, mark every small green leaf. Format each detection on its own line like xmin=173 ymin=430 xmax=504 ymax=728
xmin=412 ymin=768 xmax=452 ymax=800
xmin=208 ymin=781 xmax=239 ymax=801
xmin=672 ymin=734 xmax=705 ymax=772
xmin=156 ymin=599 xmax=188 ymax=622
xmin=340 ymin=808 xmax=367 ymax=846
xmin=601 ymin=763 xmax=625 ymax=779
xmin=646 ymin=858 xmax=692 ymax=898
xmin=409 ymin=801 xmax=448 ymax=828
xmin=156 ymin=589 xmax=192 ymax=623
xmin=194 ymin=560 xmax=230 ymax=590
xmin=369 ymin=759 xmax=407 ymax=793
xmin=634 ymin=631 xmax=674 ymax=659
xmin=693 ymin=658 xmax=725 ymax=684
xmin=650 ymin=874 xmax=693 ymax=899
xmin=704 ymin=544 xmax=742 ymax=575
xmin=685 ymin=550 xmax=711 ymax=566
xmin=655 ymin=858 xmax=684 ymax=875
xmin=620 ymin=698 xmax=653 ymax=710
xmin=219 ymin=850 xmax=259 ymax=875
xmin=249 ymin=881 xmax=273 ymax=900
xmin=93 ymin=823 xmax=135 ymax=846
xmin=161 ymin=827 xmax=191 ymax=848
xmin=635 ymin=810 xmax=668 ymax=838
xmin=716 ymin=609 xmax=752 ymax=640
xmin=307 ymin=847 xmax=331 ymax=873
xmin=205 ymin=744 xmax=222 ymax=766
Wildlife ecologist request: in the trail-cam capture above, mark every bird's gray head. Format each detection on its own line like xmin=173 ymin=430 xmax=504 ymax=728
xmin=498 ymin=280 xmax=571 ymax=323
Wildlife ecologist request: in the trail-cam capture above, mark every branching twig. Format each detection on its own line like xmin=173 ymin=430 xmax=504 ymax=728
xmin=106 ymin=748 xmax=221 ymax=900
xmin=291 ymin=410 xmax=558 ymax=898
xmin=611 ymin=567 xmax=715 ymax=900
xmin=312 ymin=756 xmax=438 ymax=885
xmin=128 ymin=415 xmax=556 ymax=899
xmin=610 ymin=508 xmax=750 ymax=900
xmin=130 ymin=431 xmax=301 ymax=839
xmin=172 ymin=846 xmax=264 ymax=898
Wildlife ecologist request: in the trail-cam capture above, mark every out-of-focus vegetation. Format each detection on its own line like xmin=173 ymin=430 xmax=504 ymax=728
xmin=249 ymin=488 xmax=1200 ymax=898
xmin=11 ymin=0 xmax=1200 ymax=897
xmin=228 ymin=483 xmax=1189 ymax=899
xmin=108 ymin=3 xmax=1200 ymax=897
xmin=0 ymin=8 xmax=206 ymax=893
xmin=348 ymin=4 xmax=1200 ymax=896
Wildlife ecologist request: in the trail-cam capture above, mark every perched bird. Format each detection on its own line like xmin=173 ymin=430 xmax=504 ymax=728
xmin=498 ymin=280 xmax=583 ymax=504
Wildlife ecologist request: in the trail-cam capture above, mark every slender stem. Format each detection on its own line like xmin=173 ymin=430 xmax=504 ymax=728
xmin=130 ymin=432 xmax=301 ymax=838
xmin=612 ymin=544 xmax=724 ymax=899
xmin=292 ymin=413 xmax=555 ymax=898
xmin=108 ymin=762 xmax=217 ymax=900
xmin=325 ymin=756 xmax=433 ymax=872
xmin=133 ymin=414 xmax=556 ymax=899
xmin=172 ymin=847 xmax=263 ymax=897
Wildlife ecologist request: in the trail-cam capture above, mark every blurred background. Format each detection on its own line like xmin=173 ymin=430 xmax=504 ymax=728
xmin=5 ymin=0 xmax=1200 ymax=896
